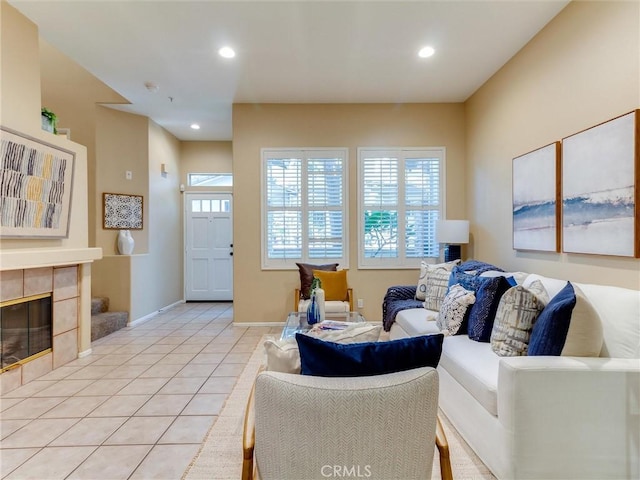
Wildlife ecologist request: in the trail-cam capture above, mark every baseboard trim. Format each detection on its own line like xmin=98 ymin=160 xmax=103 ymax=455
xmin=129 ymin=299 xmax=185 ymax=327
xmin=78 ymin=348 xmax=92 ymax=358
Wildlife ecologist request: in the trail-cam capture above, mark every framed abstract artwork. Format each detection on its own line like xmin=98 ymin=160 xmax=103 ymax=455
xmin=512 ymin=142 xmax=560 ymax=252
xmin=0 ymin=126 xmax=75 ymax=238
xmin=103 ymin=192 xmax=144 ymax=229
xmin=562 ymin=110 xmax=639 ymax=257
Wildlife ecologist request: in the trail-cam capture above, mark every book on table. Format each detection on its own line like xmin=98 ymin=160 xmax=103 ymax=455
xmin=313 ymin=320 xmax=360 ymax=331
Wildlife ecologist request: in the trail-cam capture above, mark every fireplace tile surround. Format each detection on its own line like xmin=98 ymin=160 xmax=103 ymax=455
xmin=0 ymin=265 xmax=80 ymax=394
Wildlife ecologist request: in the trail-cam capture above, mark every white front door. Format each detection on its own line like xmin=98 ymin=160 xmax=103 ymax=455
xmin=185 ymin=193 xmax=233 ymax=301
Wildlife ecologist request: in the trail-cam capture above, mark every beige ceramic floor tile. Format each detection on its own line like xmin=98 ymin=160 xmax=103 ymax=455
xmin=141 ymin=344 xmax=177 ymax=354
xmin=32 ymin=379 xmax=94 ymax=397
xmin=124 ymin=353 xmax=166 ymax=365
xmin=182 ymin=337 xmax=215 ymax=345
xmin=158 ymin=415 xmax=215 ymax=444
xmin=0 ymin=448 xmax=41 ymax=477
xmin=199 ymin=377 xmax=238 ymax=394
xmin=4 ymin=446 xmax=96 ymax=480
xmin=116 ymin=377 xmax=170 ymax=395
xmin=158 ymin=377 xmax=207 ymax=394
xmin=134 ymin=394 xmax=193 ymax=416
xmin=1 ymin=396 xmax=67 ymax=419
xmin=102 ymin=364 xmax=151 ymax=379
xmin=88 ymin=395 xmax=151 ymax=417
xmin=65 ymin=364 xmax=118 ymax=380
xmin=111 ymin=343 xmax=149 ymax=355
xmin=171 ymin=344 xmax=206 ymax=354
xmin=3 ymin=380 xmax=57 ymax=398
xmin=222 ymin=352 xmax=252 ymax=364
xmin=191 ymin=353 xmax=226 ymax=364
xmin=75 ymin=378 xmax=132 ymax=396
xmin=63 ymin=355 xmax=103 ymax=367
xmin=1 ymin=418 xmax=79 ymax=448
xmin=200 ymin=343 xmax=233 ymax=354
xmin=175 ymin=363 xmax=219 ymax=378
xmin=35 ymin=366 xmax=83 ymax=381
xmin=128 ymin=336 xmax=164 ymax=345
xmin=66 ymin=444 xmax=152 ymax=480
xmin=129 ymin=444 xmax=201 ymax=479
xmin=138 ymin=363 xmax=183 ymax=378
xmin=211 ymin=363 xmax=245 ymax=377
xmin=182 ymin=393 xmax=227 ymax=415
xmin=157 ymin=336 xmax=189 ymax=345
xmin=0 ymin=397 xmax=22 ymax=412
xmin=50 ymin=416 xmax=128 ymax=446
xmin=90 ymin=344 xmax=122 ymax=355
xmin=89 ymin=354 xmax=135 ymax=366
xmin=0 ymin=418 xmax=31 ymax=440
xmin=41 ymin=395 xmax=110 ymax=418
xmin=104 ymin=416 xmax=174 ymax=445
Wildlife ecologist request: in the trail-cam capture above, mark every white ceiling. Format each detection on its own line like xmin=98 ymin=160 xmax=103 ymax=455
xmin=10 ymin=1 xmax=569 ymax=141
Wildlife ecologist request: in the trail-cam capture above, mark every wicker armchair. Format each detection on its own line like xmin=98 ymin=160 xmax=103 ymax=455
xmin=242 ymin=368 xmax=452 ymax=480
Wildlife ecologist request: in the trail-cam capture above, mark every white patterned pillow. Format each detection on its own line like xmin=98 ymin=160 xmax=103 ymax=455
xmin=490 ymin=280 xmax=548 ymax=356
xmin=416 ymin=259 xmax=460 ymax=301
xmin=423 ymin=268 xmax=452 ymax=311
xmin=436 ymin=284 xmax=476 ymax=335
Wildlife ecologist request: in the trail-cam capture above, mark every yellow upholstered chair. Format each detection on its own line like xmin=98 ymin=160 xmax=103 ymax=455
xmin=294 ymin=268 xmax=354 ymax=312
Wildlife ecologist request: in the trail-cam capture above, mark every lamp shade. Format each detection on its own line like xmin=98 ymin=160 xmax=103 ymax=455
xmin=435 ymin=220 xmax=469 ymax=244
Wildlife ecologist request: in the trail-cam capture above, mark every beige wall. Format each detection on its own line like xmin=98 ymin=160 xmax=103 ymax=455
xmin=0 ymin=2 xmax=97 ymax=355
xmin=232 ymin=103 xmax=466 ymax=323
xmin=0 ymin=2 xmax=40 ymax=134
xmin=465 ymin=0 xmax=640 ymax=289
xmin=95 ymin=106 xmax=149 ymax=254
xmin=0 ymin=1 xmax=90 ymax=253
xmin=92 ymin=113 xmax=183 ymax=321
xmin=180 ymin=141 xmax=233 ymax=184
xmin=39 ymin=40 xmax=128 ymax=247
xmin=141 ymin=120 xmax=183 ymax=318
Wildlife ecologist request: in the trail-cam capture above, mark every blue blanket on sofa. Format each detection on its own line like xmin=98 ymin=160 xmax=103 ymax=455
xmin=381 ymin=260 xmax=504 ymax=332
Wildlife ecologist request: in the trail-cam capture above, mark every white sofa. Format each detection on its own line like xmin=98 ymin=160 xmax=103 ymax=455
xmin=389 ymin=273 xmax=640 ymax=480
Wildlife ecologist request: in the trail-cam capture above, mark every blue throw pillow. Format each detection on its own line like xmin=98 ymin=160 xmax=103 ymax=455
xmin=296 ymin=333 xmax=444 ymax=377
xmin=467 ymin=276 xmax=512 ymax=342
xmin=448 ymin=269 xmax=485 ymax=292
xmin=528 ymin=282 xmax=576 ymax=356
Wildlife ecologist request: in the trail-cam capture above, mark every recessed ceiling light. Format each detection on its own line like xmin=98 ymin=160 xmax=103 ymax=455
xmin=190 ymin=124 xmax=201 ymax=130
xmin=418 ymin=46 xmax=435 ymax=58
xmin=218 ymin=46 xmax=236 ymax=59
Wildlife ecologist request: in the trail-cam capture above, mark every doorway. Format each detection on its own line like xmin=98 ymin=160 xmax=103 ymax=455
xmin=185 ymin=193 xmax=233 ymax=301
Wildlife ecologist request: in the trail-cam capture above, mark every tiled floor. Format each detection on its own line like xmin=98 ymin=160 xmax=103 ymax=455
xmin=0 ymin=302 xmax=278 ymax=480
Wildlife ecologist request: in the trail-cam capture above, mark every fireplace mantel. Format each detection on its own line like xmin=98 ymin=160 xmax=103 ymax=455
xmin=0 ymin=247 xmax=103 ymax=271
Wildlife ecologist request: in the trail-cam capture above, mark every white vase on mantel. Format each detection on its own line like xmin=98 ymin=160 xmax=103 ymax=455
xmin=117 ymin=230 xmax=134 ymax=255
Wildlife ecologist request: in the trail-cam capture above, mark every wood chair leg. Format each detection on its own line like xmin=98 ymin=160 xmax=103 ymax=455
xmin=242 ymin=379 xmax=257 ymax=480
xmin=436 ymin=415 xmax=453 ymax=480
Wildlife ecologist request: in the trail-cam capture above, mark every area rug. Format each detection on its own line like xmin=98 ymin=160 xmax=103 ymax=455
xmin=183 ymin=335 xmax=496 ymax=480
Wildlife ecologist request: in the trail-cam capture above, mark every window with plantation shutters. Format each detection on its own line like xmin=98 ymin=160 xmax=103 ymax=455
xmin=262 ymin=148 xmax=348 ymax=269
xmin=358 ymin=147 xmax=445 ymax=268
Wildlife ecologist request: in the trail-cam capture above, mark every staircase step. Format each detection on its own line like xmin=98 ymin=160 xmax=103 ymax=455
xmin=91 ymin=297 xmax=109 ymax=315
xmin=91 ymin=311 xmax=128 ymax=342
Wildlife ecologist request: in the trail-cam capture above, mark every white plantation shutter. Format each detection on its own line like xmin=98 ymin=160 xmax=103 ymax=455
xmin=362 ymin=155 xmax=399 ymax=259
xmin=358 ymin=148 xmax=444 ymax=268
xmin=262 ymin=149 xmax=347 ymax=269
xmin=307 ymin=156 xmax=344 ymax=259
xmin=405 ymin=156 xmax=441 ymax=258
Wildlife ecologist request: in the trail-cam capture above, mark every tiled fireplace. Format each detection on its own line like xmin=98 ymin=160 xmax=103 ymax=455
xmin=0 ymin=266 xmax=80 ymax=394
